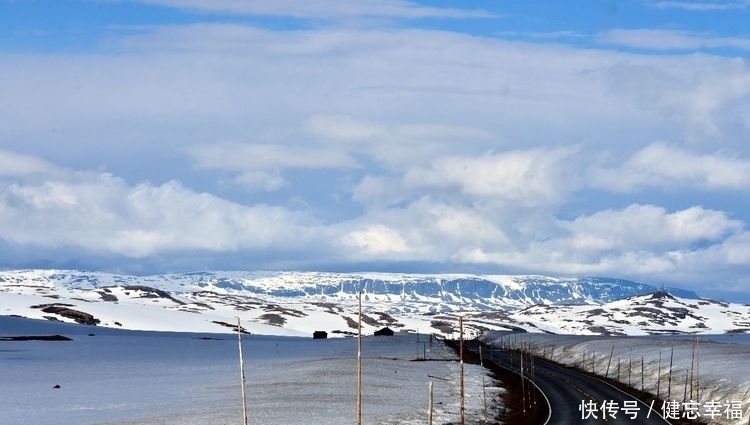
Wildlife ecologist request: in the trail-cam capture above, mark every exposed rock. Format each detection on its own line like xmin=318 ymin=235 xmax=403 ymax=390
xmin=31 ymin=304 xmax=100 ymax=326
xmin=0 ymin=335 xmax=72 ymax=341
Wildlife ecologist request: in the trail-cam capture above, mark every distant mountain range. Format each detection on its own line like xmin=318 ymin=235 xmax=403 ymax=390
xmin=1 ymin=269 xmax=747 ymax=337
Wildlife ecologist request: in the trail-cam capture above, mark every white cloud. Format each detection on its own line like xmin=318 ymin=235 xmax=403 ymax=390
xmin=590 ymin=143 xmax=750 ymax=192
xmin=339 ymin=224 xmax=410 ymax=257
xmin=600 ymin=29 xmax=750 ymax=51
xmin=233 ymin=171 xmax=286 ymax=192
xmin=0 ymin=163 xmax=321 ymax=258
xmin=442 ymin=204 xmax=745 ymax=280
xmin=126 ymin=0 xmax=495 ymax=20
xmin=187 ymin=142 xmax=359 ymax=191
xmin=403 ymin=147 xmax=581 ymax=206
xmin=3 ymin=18 xmax=750 ymax=293
xmin=647 ymin=1 xmax=750 ymax=11
xmin=560 ymin=204 xmax=742 ymax=250
xmin=0 ymin=149 xmax=59 ymax=177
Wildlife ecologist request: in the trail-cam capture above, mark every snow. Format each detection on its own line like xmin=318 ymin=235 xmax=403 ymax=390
xmin=1 ymin=316 xmax=501 ymax=425
xmin=482 ymin=332 xmax=750 ymax=425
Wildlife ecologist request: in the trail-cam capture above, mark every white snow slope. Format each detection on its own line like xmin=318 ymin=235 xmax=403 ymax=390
xmin=2 ymin=270 xmax=748 ymax=337
xmin=0 ymin=315 xmax=500 ymax=425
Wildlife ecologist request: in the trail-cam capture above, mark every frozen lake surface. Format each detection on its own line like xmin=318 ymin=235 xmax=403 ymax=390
xmin=1 ymin=316 xmax=499 ymax=425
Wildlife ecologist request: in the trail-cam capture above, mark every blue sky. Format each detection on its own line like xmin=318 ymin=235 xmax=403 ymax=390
xmin=2 ymin=0 xmax=750 ymax=300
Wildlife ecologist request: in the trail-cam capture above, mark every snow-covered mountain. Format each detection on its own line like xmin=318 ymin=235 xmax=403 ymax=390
xmin=2 ymin=269 xmax=747 ymax=337
xmin=471 ymin=290 xmax=750 ymax=336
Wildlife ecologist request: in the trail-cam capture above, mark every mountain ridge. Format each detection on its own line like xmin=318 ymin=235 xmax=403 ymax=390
xmin=4 ymin=269 xmax=746 ymax=337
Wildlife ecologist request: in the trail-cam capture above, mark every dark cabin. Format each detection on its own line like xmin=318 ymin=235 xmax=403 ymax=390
xmin=313 ymin=330 xmax=328 ymax=339
xmin=374 ymin=327 xmax=394 ymax=336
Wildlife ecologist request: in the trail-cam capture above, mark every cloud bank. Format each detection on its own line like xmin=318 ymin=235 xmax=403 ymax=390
xmin=2 ymin=2 xmax=750 ymax=299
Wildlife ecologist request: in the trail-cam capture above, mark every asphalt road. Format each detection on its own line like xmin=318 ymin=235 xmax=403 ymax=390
xmin=476 ymin=345 xmax=673 ymax=425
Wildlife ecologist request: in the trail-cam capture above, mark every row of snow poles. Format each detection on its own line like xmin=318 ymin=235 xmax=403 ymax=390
xmin=492 ymin=334 xmax=704 ymax=414
xmin=235 ymin=300 xmax=469 ymax=425
xmin=481 ymin=339 xmax=538 ymax=417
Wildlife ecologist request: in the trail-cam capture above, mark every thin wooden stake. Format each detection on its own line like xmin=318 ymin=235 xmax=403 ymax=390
xmin=428 ymin=381 xmax=434 ymax=425
xmin=657 ymin=349 xmax=662 ymax=398
xmin=480 ymin=345 xmax=487 ymax=422
xmin=695 ymin=336 xmax=700 ymax=402
xmin=690 ymin=337 xmax=698 ymax=400
xmin=357 ymin=291 xmax=362 ymax=425
xmin=520 ymin=350 xmax=526 ymax=415
xmin=459 ymin=316 xmax=465 ymax=425
xmin=237 ymin=317 xmax=248 ymax=425
xmin=641 ymin=356 xmax=645 ymax=392
xmin=605 ymin=345 xmax=614 ymax=379
xmin=667 ymin=346 xmax=674 ymax=400
xmin=628 ymin=354 xmax=632 ymax=387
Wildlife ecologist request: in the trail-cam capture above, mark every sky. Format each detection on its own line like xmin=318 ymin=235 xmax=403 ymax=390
xmin=1 ymin=0 xmax=750 ymax=300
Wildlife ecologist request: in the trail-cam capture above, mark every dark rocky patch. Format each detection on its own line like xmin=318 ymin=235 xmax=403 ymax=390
xmin=259 ymin=313 xmax=286 ymax=326
xmin=430 ymin=320 xmax=454 ymax=334
xmin=360 ymin=313 xmax=381 ymax=327
xmin=375 ymin=311 xmax=400 ymax=325
xmin=212 ymin=320 xmax=250 ymax=334
xmin=122 ymin=285 xmax=184 ymax=305
xmin=309 ymin=302 xmax=344 ymax=314
xmin=343 ymin=316 xmax=358 ymax=329
xmin=587 ymin=326 xmax=625 ymax=336
xmin=262 ymin=304 xmax=307 ymax=318
xmin=97 ymin=291 xmax=118 ymax=302
xmin=0 ymin=335 xmax=72 ymax=341
xmin=32 ymin=304 xmax=100 ymax=325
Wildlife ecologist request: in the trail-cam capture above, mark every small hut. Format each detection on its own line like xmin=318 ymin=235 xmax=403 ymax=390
xmin=313 ymin=330 xmax=328 ymax=339
xmin=374 ymin=327 xmax=394 ymax=336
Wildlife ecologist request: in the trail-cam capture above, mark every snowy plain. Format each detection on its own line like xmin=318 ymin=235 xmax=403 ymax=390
xmin=481 ymin=332 xmax=750 ymax=425
xmin=0 ymin=316 xmax=500 ymax=425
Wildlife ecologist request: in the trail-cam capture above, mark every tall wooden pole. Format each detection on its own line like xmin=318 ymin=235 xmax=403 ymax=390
xmin=237 ymin=317 xmax=248 ymax=425
xmin=628 ymin=354 xmax=632 ymax=387
xmin=641 ymin=356 xmax=645 ymax=392
xmin=667 ymin=346 xmax=674 ymax=399
xmin=357 ymin=291 xmax=362 ymax=425
xmin=480 ymin=345 xmax=487 ymax=423
xmin=695 ymin=336 xmax=700 ymax=402
xmin=690 ymin=337 xmax=698 ymax=399
xmin=459 ymin=316 xmax=465 ymax=425
xmin=518 ymin=351 xmax=526 ymax=416
xmin=428 ymin=381 xmax=434 ymax=425
xmin=657 ymin=349 xmax=662 ymax=398
xmin=605 ymin=345 xmax=614 ymax=379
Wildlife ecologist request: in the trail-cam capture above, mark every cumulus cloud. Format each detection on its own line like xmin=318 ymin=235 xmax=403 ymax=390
xmin=339 ymin=224 xmax=411 ymax=257
xmin=442 ymin=204 xmax=746 ymax=280
xmin=560 ymin=204 xmax=742 ymax=250
xmin=0 ymin=159 xmax=321 ymax=258
xmin=590 ymin=143 xmax=750 ymax=192
xmin=3 ymin=12 xmax=750 ymax=295
xmin=403 ymin=147 xmax=581 ymax=206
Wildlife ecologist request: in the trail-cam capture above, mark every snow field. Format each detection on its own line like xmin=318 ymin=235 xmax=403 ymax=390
xmin=1 ymin=316 xmax=502 ymax=425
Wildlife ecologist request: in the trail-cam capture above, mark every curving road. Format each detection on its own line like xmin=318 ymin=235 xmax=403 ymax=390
xmin=474 ymin=344 xmax=673 ymax=425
